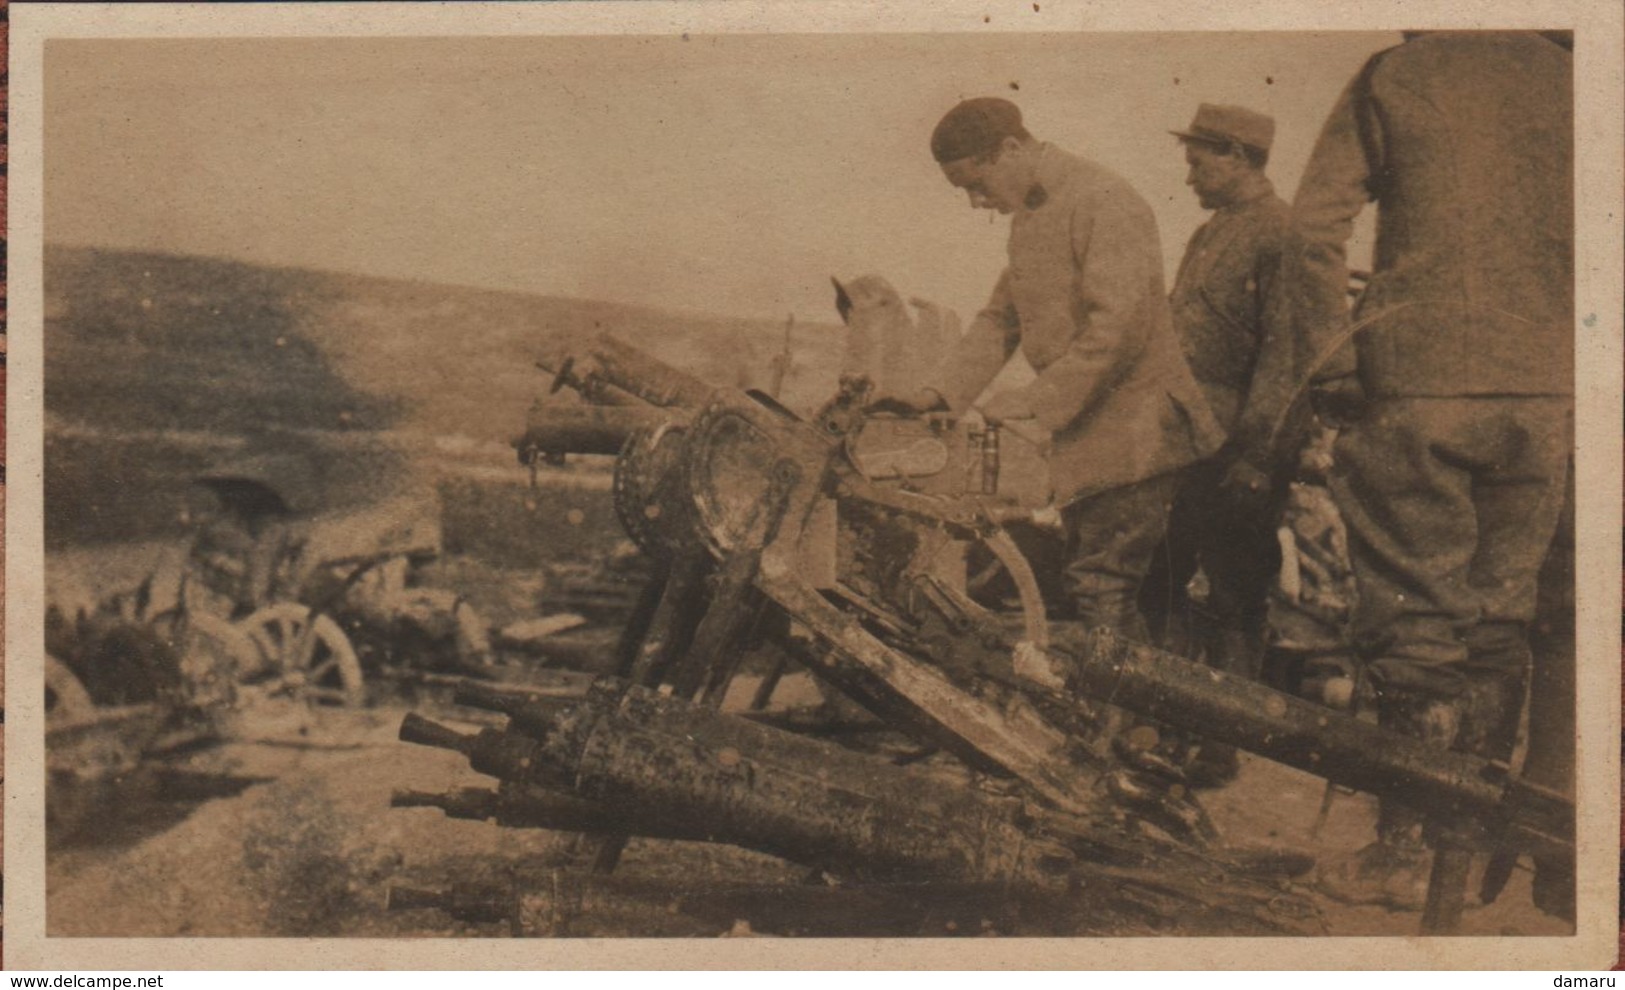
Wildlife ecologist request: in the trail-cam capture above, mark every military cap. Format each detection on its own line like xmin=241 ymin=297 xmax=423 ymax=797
xmin=1170 ymin=103 xmax=1275 ymax=154
xmin=931 ymin=98 xmax=1028 ymax=163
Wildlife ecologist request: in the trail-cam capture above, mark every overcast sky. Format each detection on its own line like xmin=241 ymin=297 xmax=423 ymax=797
xmin=45 ymin=32 xmax=1391 ymax=325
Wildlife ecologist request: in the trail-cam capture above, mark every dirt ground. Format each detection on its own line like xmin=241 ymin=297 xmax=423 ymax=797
xmin=41 ymin=479 xmax=1574 ymax=942
xmin=45 ymin=679 xmax=1574 ymax=941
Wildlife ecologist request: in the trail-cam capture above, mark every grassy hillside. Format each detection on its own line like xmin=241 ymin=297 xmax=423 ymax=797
xmin=45 ymin=245 xmax=845 ymax=441
xmin=43 ymin=246 xmax=847 ymax=549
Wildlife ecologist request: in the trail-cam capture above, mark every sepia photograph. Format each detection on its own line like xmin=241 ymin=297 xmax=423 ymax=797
xmin=6 ymin=0 xmax=1621 ymax=970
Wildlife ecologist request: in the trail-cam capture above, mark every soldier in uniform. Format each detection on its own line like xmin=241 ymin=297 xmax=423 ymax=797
xmin=1288 ymin=32 xmax=1574 ymax=911
xmin=1145 ymin=104 xmax=1302 ymax=786
xmin=884 ymin=97 xmax=1225 ymax=645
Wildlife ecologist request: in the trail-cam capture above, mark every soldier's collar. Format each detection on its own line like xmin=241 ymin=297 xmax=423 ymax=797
xmin=1022 ymin=143 xmax=1061 ymax=212
xmin=1222 ymin=175 xmax=1276 ymax=212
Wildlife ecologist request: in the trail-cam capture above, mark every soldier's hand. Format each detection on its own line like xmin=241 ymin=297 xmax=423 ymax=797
xmin=1308 ymin=373 xmax=1368 ymax=429
xmin=1219 ymin=457 xmax=1272 ymax=506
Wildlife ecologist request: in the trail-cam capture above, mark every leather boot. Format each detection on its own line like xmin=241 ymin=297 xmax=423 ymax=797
xmin=1460 ymin=621 xmax=1532 ymax=763
xmin=1315 ymin=689 xmax=1459 ymax=911
xmin=1456 ymin=666 xmax=1528 ymax=763
xmin=1317 ymin=814 xmax=1434 ymax=911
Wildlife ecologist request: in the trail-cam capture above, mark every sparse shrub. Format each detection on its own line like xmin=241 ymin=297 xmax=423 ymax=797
xmin=240 ymin=781 xmax=359 ymax=935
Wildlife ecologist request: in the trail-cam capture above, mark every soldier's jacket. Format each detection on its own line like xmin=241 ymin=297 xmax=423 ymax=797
xmin=1169 ymin=182 xmax=1302 ymax=467
xmin=1290 ymin=31 xmax=1574 ymax=398
xmin=933 ymin=145 xmax=1226 ymax=503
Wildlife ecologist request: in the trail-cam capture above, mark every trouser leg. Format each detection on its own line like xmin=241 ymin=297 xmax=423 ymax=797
xmin=1061 ymin=473 xmax=1179 ymax=642
xmin=1322 ymin=397 xmax=1569 ymax=915
xmin=1165 ymin=460 xmax=1288 ymax=783
xmin=1332 ymin=398 xmax=1569 ymax=702
xmin=1447 ymin=399 xmax=1568 ymax=765
xmin=1331 ymin=402 xmax=1478 ymax=699
xmin=1139 ymin=462 xmax=1210 ymax=652
xmin=1198 ymin=479 xmax=1286 ymax=683
xmin=1141 ymin=457 xmax=1285 ymax=680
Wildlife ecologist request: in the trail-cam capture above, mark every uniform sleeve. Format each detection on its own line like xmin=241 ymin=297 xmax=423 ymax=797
xmin=1287 ymin=58 xmax=1385 ymax=384
xmin=1021 ymin=186 xmax=1157 ymax=433
xmin=932 ymin=269 xmax=1020 ymax=412
xmin=1232 ymin=217 xmax=1309 ymax=467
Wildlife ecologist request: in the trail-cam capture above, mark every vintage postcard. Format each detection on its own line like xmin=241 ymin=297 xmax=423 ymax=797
xmin=5 ymin=0 xmax=1620 ymax=971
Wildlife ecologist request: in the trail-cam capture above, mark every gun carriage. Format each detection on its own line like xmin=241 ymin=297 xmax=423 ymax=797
xmin=386 ymin=333 xmax=1572 ymax=937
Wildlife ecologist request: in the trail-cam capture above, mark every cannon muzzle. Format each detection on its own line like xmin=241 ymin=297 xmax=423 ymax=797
xmin=398 ymin=713 xmax=477 ymax=755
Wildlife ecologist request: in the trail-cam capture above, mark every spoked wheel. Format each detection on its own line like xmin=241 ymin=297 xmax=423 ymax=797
xmin=147 ymin=609 xmax=262 ymax=712
xmin=237 ymin=603 xmax=365 ymax=708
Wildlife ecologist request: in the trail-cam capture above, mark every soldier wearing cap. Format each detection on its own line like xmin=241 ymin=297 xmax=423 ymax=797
xmin=1288 ymin=32 xmax=1574 ymax=915
xmin=886 ymin=97 xmax=1224 ymax=645
xmin=1143 ymin=103 xmax=1303 ymax=786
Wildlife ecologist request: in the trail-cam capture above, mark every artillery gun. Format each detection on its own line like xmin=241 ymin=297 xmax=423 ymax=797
xmin=393 ymin=333 xmax=1574 ymax=937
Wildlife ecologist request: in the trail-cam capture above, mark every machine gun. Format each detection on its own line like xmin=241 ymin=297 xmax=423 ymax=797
xmin=398 ymin=332 xmax=1573 ymax=936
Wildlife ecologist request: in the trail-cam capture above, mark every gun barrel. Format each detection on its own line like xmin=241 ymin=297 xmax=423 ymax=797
xmin=584 ymin=334 xmax=716 ymax=409
xmin=422 ymin=678 xmax=1064 ymax=884
xmin=392 ymin=783 xmax=646 ymax=834
xmin=515 ymin=404 xmax=673 ymax=458
xmin=391 ymin=788 xmax=455 ymax=809
xmin=453 ymin=679 xmax=588 ymax=716
xmin=391 ymin=787 xmax=501 ymax=820
xmin=1058 ymin=629 xmax=1573 ymax=851
xmin=398 ymin=713 xmax=478 ymax=756
xmin=394 ymin=680 xmax=1320 ymax=932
